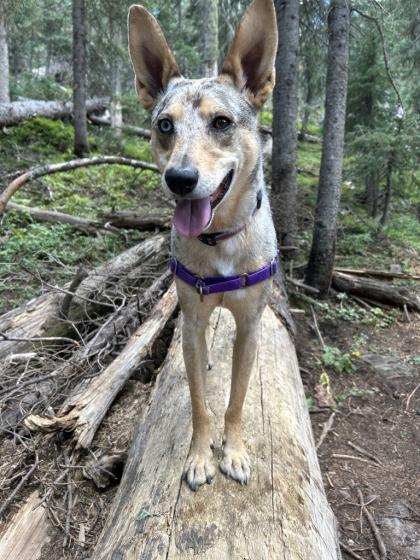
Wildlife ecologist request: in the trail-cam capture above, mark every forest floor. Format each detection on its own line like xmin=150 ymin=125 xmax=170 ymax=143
xmin=0 ymin=116 xmax=419 ymax=559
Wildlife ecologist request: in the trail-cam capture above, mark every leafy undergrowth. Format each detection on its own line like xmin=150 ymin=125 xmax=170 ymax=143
xmin=0 ymin=117 xmax=161 ymax=313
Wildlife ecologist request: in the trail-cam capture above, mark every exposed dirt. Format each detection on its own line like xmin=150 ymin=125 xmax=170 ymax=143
xmin=295 ymin=305 xmax=420 ymax=560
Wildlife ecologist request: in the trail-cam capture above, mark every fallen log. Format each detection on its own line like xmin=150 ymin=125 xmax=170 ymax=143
xmin=25 ymin=282 xmax=177 ymax=449
xmin=0 ymin=491 xmax=51 ymax=560
xmin=6 ymin=201 xmax=118 ymax=235
xmin=0 ymin=270 xmax=172 ymax=429
xmin=0 ymin=156 xmax=159 ymax=215
xmin=88 ymin=114 xmax=152 ymax=140
xmin=92 ymin=306 xmax=341 ymax=559
xmin=332 ymin=272 xmax=420 ymax=311
xmin=334 ymin=267 xmax=420 ymax=282
xmin=0 ymin=234 xmax=167 ymax=361
xmin=98 ymin=210 xmax=171 ymax=231
xmin=0 ymin=97 xmax=109 ymax=127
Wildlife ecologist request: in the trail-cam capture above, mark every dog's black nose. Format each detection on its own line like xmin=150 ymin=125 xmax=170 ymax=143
xmin=165 ymin=167 xmax=199 ymax=196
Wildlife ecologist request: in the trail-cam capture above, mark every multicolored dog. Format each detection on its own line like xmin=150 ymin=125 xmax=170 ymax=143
xmin=128 ymin=0 xmax=278 ymax=491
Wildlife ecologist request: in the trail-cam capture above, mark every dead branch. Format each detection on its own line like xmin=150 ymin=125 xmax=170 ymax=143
xmin=356 ymin=487 xmax=387 ymax=559
xmin=334 ymin=267 xmax=420 ymax=281
xmin=6 ymin=201 xmax=120 ymax=235
xmin=332 ymin=272 xmax=420 ymax=311
xmin=98 ymin=210 xmax=171 ymax=231
xmin=346 ymin=440 xmax=383 ymax=466
xmin=316 ymin=412 xmax=335 ymax=450
xmin=0 ymin=453 xmax=39 ymax=518
xmin=25 ymin=283 xmax=178 ymax=449
xmin=0 ymin=156 xmax=159 ymax=215
xmin=88 ymin=114 xmax=152 ymax=140
xmin=0 ymin=233 xmax=167 ymax=361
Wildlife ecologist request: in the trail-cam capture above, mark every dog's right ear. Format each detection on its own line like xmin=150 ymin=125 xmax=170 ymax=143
xmin=128 ymin=5 xmax=181 ymax=111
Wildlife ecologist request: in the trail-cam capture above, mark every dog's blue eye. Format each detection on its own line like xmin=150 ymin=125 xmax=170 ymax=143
xmin=212 ymin=116 xmax=231 ymax=130
xmin=158 ymin=119 xmax=174 ymax=134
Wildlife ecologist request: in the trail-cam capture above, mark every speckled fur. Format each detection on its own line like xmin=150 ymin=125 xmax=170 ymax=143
xmin=128 ymin=0 xmax=278 ymax=491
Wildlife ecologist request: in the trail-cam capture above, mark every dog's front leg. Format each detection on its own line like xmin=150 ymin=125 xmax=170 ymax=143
xmin=179 ymin=291 xmax=218 ymax=491
xmin=220 ymin=300 xmax=266 ymax=485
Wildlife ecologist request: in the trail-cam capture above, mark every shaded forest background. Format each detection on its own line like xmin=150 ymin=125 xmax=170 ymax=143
xmin=0 ymin=2 xmax=420 ymax=559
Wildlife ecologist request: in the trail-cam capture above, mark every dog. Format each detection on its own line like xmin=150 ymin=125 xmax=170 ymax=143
xmin=128 ymin=0 xmax=278 ymax=491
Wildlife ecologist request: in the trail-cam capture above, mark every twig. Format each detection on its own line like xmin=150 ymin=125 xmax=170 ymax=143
xmin=0 ymin=332 xmax=79 ymax=346
xmin=0 ymin=453 xmax=39 ymax=518
xmin=332 ymin=454 xmax=379 ymax=467
xmin=316 ymin=412 xmax=336 ymax=450
xmin=351 ymin=8 xmax=403 ymax=109
xmin=347 ymin=440 xmax=383 ymax=466
xmin=286 ymin=277 xmax=320 ymax=295
xmin=60 ymin=267 xmax=88 ymax=319
xmin=403 ymin=304 xmax=411 ymax=323
xmin=405 ymin=382 xmax=420 ymax=412
xmin=63 ymin=452 xmax=73 ymax=548
xmin=356 ymin=487 xmax=387 ymax=559
xmin=310 ymin=305 xmax=326 ymax=349
xmin=339 ymin=541 xmax=365 ymax=560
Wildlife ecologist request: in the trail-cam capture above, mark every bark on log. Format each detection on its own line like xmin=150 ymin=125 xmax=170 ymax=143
xmin=0 ymin=234 xmax=167 ymax=361
xmin=332 ymin=272 xmax=420 ymax=311
xmin=0 ymin=97 xmax=109 ymax=127
xmin=25 ymin=283 xmax=177 ymax=449
xmin=88 ymin=114 xmax=152 ymax=140
xmin=98 ymin=210 xmax=171 ymax=231
xmin=0 ymin=156 xmax=159 ymax=215
xmin=0 ymin=492 xmax=51 ymax=560
xmin=92 ymin=306 xmax=341 ymax=559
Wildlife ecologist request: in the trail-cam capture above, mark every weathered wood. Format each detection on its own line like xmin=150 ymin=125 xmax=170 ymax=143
xmin=98 ymin=210 xmax=171 ymax=231
xmin=0 ymin=234 xmax=167 ymax=361
xmin=6 ymin=201 xmax=116 ymax=234
xmin=0 ymin=156 xmax=158 ymax=215
xmin=332 ymin=271 xmax=420 ymax=311
xmin=334 ymin=267 xmax=420 ymax=282
xmin=0 ymin=270 xmax=171 ymax=429
xmin=0 ymin=492 xmax=51 ymax=560
xmin=0 ymin=96 xmax=109 ymax=127
xmin=93 ymin=307 xmax=341 ymax=559
xmin=25 ymin=283 xmax=177 ymax=449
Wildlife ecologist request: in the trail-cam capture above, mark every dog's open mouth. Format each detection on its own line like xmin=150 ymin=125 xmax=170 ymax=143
xmin=172 ymin=170 xmax=234 ymax=238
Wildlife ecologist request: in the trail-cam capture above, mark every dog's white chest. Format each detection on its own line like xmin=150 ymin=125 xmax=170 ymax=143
xmin=214 ymin=259 xmax=235 ymax=276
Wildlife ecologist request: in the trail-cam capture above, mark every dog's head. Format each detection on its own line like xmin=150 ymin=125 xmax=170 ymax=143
xmin=128 ymin=0 xmax=277 ymax=238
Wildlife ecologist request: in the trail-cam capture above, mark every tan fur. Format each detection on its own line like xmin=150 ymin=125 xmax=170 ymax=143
xmin=128 ymin=0 xmax=278 ymax=490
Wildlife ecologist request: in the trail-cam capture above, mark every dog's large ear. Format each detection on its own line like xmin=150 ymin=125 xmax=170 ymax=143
xmin=128 ymin=5 xmax=181 ymax=111
xmin=220 ymin=0 xmax=278 ymax=109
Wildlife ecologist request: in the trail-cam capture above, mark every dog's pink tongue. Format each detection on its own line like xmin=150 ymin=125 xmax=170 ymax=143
xmin=173 ymin=198 xmax=211 ymax=238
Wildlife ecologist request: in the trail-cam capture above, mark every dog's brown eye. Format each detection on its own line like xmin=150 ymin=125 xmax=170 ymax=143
xmin=212 ymin=116 xmax=232 ymax=130
xmin=158 ymin=118 xmax=174 ymax=134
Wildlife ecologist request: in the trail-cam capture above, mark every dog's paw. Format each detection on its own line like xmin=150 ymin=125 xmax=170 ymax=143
xmin=219 ymin=445 xmax=251 ymax=485
xmin=183 ymin=448 xmax=216 ymax=492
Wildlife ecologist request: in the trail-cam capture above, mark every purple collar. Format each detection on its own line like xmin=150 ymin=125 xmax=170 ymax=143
xmin=169 ymin=255 xmax=278 ymax=298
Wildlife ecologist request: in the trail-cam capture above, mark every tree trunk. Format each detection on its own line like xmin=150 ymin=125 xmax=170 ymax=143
xmin=0 ymin=97 xmax=109 ymax=127
xmin=380 ymin=159 xmax=392 ymax=226
xmin=305 ymin=0 xmax=350 ymax=295
xmin=202 ymin=0 xmax=218 ymax=77
xmin=365 ymin=170 xmax=379 ymax=218
xmin=299 ymin=63 xmax=314 ymax=141
xmin=92 ymin=307 xmax=341 ymax=559
xmin=271 ymin=0 xmax=300 ymax=247
xmin=72 ymin=0 xmax=89 ymax=156
xmin=0 ymin=3 xmax=10 ymax=103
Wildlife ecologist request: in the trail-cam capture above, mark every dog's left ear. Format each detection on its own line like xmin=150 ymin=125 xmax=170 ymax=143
xmin=220 ymin=0 xmax=278 ymax=109
xmin=128 ymin=5 xmax=181 ymax=111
